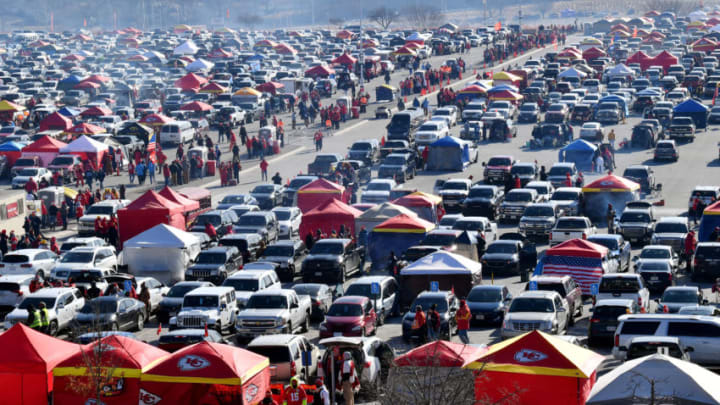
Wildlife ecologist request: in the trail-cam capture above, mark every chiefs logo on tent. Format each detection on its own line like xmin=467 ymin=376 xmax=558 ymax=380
xmin=139 ymin=389 xmax=162 ymax=404
xmin=177 ymin=355 xmax=210 ymax=371
xmin=245 ymin=384 xmax=260 ymax=402
xmin=513 ymin=349 xmax=548 ymax=363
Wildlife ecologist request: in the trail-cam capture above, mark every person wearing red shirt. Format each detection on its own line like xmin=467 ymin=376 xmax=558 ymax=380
xmin=29 ymin=275 xmax=43 ymax=293
xmin=455 ymin=299 xmax=472 ymax=344
xmin=25 ymin=177 xmax=38 ymax=195
xmin=260 ymin=158 xmax=269 ymax=182
xmin=204 ymin=222 xmax=218 ymax=240
xmin=49 ymin=237 xmax=60 ymax=255
xmin=564 ymin=172 xmax=573 ymax=187
xmin=282 ymin=376 xmax=307 ymax=405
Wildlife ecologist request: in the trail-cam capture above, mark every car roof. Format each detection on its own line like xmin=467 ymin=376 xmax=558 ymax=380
xmin=656 ymin=216 xmax=686 ymax=223
xmin=334 ymin=295 xmax=369 ymax=305
xmin=664 ymin=286 xmax=699 ymax=292
xmin=248 ymin=334 xmax=300 ymax=346
xmin=595 ymin=299 xmax=635 ymax=307
xmin=629 ymin=336 xmax=681 ymax=344
xmin=350 ymin=276 xmax=394 ymax=285
xmin=29 ymin=287 xmax=75 ymax=297
xmin=201 ymin=247 xmax=235 ymax=254
xmin=531 ymin=275 xmax=569 ymax=283
xmin=186 ymin=287 xmax=234 ymax=295
xmin=551 ymin=162 xmax=575 ymax=168
xmin=517 ymin=291 xmax=559 ymax=299
xmin=227 ymin=271 xmax=266 ymax=280
xmin=67 ymin=246 xmax=103 ymax=253
xmin=471 ymin=284 xmax=503 ymax=291
xmin=7 ymin=249 xmax=47 ymax=255
xmin=0 ymin=275 xmax=35 ymax=282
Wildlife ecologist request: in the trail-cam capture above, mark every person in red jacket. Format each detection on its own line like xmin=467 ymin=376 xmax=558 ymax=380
xmin=29 ymin=275 xmax=43 ymax=293
xmin=260 ymin=158 xmax=269 ymax=182
xmin=684 ymin=230 xmax=697 ymax=271
xmin=204 ymin=221 xmax=218 ymax=240
xmin=25 ymin=177 xmax=38 ymax=195
xmin=282 ymin=376 xmax=307 ymax=405
xmin=564 ymin=172 xmax=573 ymax=187
xmin=455 ymin=299 xmax=472 ymax=344
xmin=49 ymin=237 xmax=59 ymax=255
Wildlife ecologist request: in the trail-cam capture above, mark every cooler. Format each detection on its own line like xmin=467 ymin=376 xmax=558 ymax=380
xmin=206 ymin=160 xmax=216 ymax=176
xmin=273 ymin=141 xmax=281 ymax=154
xmin=352 ymin=107 xmax=360 ymax=118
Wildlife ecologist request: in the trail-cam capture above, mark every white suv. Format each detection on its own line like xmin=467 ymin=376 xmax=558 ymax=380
xmin=50 ymin=246 xmax=117 ymax=282
xmin=77 ymin=200 xmax=130 ymax=236
xmin=222 ymin=270 xmax=281 ymax=308
xmin=5 ymin=287 xmax=85 ymax=336
xmin=501 ymin=291 xmax=570 ymax=338
xmin=0 ymin=275 xmax=34 ymax=314
xmin=0 ymin=249 xmax=57 ymax=279
xmin=170 ymin=286 xmax=238 ymax=334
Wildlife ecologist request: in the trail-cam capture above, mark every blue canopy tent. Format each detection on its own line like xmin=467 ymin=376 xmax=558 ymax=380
xmin=367 ymin=213 xmax=435 ymax=270
xmin=57 ymin=75 xmax=85 ymax=91
xmin=594 ymin=95 xmax=629 ymax=116
xmin=582 ymin=175 xmax=640 ymax=224
xmin=57 ymin=106 xmax=81 ymax=117
xmin=425 ymin=136 xmax=471 ymax=171
xmin=487 ymin=84 xmax=519 ymax=94
xmin=673 ymin=99 xmax=709 ymax=129
xmin=699 ymin=201 xmax=720 ymax=242
xmin=246 ymin=54 xmax=266 ymax=61
xmin=0 ymin=141 xmax=27 ymax=152
xmin=558 ymin=139 xmax=597 ymax=171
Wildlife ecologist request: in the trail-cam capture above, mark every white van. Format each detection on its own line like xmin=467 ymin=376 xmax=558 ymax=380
xmin=613 ymin=314 xmax=720 ymax=365
xmin=160 ymin=120 xmax=194 ymax=145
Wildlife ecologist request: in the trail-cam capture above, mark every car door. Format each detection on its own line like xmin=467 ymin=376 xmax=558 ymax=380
xmin=667 ymin=321 xmax=711 ymax=363
xmin=381 ymin=280 xmax=397 ymax=315
xmin=118 ymin=299 xmax=131 ymax=329
xmin=364 ymin=300 xmax=377 ymax=333
xmin=58 ymin=293 xmax=74 ymax=327
xmin=554 ymin=296 xmax=567 ymax=331
xmin=40 ymin=251 xmax=57 ymax=274
xmin=363 ymin=341 xmax=381 ymax=383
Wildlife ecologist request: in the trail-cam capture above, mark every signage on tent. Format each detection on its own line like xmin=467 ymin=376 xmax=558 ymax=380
xmin=590 ymin=283 xmax=599 ymax=296
xmin=245 ymin=384 xmax=260 ymax=403
xmin=430 ymin=281 xmax=439 ymax=292
xmin=138 ymin=389 xmax=162 ymax=405
xmin=528 ymin=281 xmax=537 ymax=291
xmin=177 ymin=354 xmax=210 ymax=371
xmin=513 ymin=349 xmax=548 ymax=363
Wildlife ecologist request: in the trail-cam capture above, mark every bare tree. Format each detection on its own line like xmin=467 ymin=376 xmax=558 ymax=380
xmin=369 ymin=6 xmax=399 ymax=30
xmin=403 ymin=4 xmax=445 ymax=30
xmin=237 ymin=14 xmax=263 ymax=31
xmin=329 ymin=16 xmax=345 ymax=28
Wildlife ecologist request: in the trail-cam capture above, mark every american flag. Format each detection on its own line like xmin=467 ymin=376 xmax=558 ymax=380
xmin=540 ymin=255 xmax=603 ymax=294
xmin=148 ymin=132 xmax=157 ymax=163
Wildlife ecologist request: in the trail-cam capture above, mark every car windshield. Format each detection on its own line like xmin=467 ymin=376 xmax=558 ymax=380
xmin=351 ymin=143 xmax=372 ymax=150
xmin=593 ymin=305 xmax=629 ymax=320
xmin=509 ymin=298 xmax=554 ymax=313
xmin=551 ymin=191 xmax=578 ymax=201
xmin=183 ymin=295 xmax=219 ymax=308
xmin=367 ymin=183 xmax=391 ymax=191
xmin=168 ymin=284 xmax=204 ymax=298
xmin=327 ymin=303 xmax=363 ymax=316
xmin=511 ymin=166 xmax=535 ymax=175
xmin=252 ymin=185 xmax=275 ymax=194
xmin=51 ymin=157 xmax=74 ymax=165
xmin=411 ymin=297 xmax=448 ymax=312
xmin=468 ymin=188 xmax=493 ymax=198
xmin=273 ymin=211 xmax=291 ymax=221
xmin=85 ymin=206 xmax=114 ymax=216
xmin=548 ymin=166 xmax=571 ymax=176
xmin=195 ymin=253 xmax=226 ymax=265
xmin=19 ymin=297 xmax=56 ymax=310
xmin=641 ymin=249 xmax=671 ymax=259
xmin=222 ymin=278 xmax=259 ymax=291
xmin=80 ymin=300 xmax=118 ymax=314
xmin=442 ymin=182 xmax=467 ymax=190
xmin=640 ymin=262 xmax=670 ymax=271
xmin=624 ymin=169 xmax=648 ymax=178
xmin=69 ymin=270 xmax=103 ymax=282
xmin=524 ymin=206 xmax=554 ymax=217
xmin=418 ymin=124 xmax=439 ymax=131
xmin=263 ymin=245 xmax=293 ymax=257
xmin=221 ymin=195 xmax=249 ymax=204
xmin=248 ymin=346 xmax=291 ymax=362
xmin=292 ymin=285 xmax=322 ymax=296
xmin=60 ymin=252 xmax=94 ymax=263
xmin=18 ymin=169 xmax=39 ymax=176
xmin=246 ymin=295 xmax=287 ymax=309
xmin=505 ymin=192 xmax=532 ymax=202
xmin=384 ymin=156 xmax=406 ymax=165
xmin=238 ymin=216 xmax=266 ymax=226
xmin=487 ymin=157 xmax=511 ymax=166
xmin=345 ymin=284 xmax=379 ymax=299
xmin=288 ymin=179 xmax=312 ymax=189
xmin=655 ymin=223 xmax=688 ymax=233
xmin=588 ymin=238 xmax=618 ymax=250
xmin=453 ymin=220 xmax=483 ymax=231
xmin=310 ymin=243 xmax=344 ymax=255
xmin=3 ymin=254 xmax=29 ymax=263
xmin=421 ymin=233 xmax=457 ymax=246
xmin=520 ymin=105 xmax=536 ymax=111
xmin=621 ymin=212 xmax=651 ymax=222
xmin=661 ymin=290 xmax=697 ymax=303
xmin=468 ymin=288 xmax=501 ymax=302
xmin=556 ymin=219 xmax=587 ymax=229
xmin=599 ymin=278 xmax=640 ymax=292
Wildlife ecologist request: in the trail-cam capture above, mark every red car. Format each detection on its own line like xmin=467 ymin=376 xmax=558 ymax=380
xmin=319 ymin=296 xmax=377 ymax=338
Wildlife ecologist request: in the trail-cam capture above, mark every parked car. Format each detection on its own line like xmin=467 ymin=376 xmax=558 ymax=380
xmin=596 ymin=273 xmax=651 ymax=313
xmin=11 ymin=167 xmax=52 ymax=189
xmin=250 ymin=184 xmax=285 ymax=210
xmin=617 ymin=209 xmax=656 ymax=245
xmin=0 ymin=249 xmax=57 ymax=278
xmin=75 ymin=296 xmax=147 ymax=332
xmin=501 ymin=291 xmax=570 ymax=338
xmin=170 ymin=286 xmax=238 ymax=334
xmin=655 ymin=286 xmax=706 ymax=313
xmin=271 ymin=207 xmax=302 ymax=239
xmin=157 ymin=328 xmax=226 ymax=352
xmin=401 ymin=290 xmax=458 ymax=341
xmin=461 ymin=185 xmax=504 ymax=220
xmin=247 ymin=334 xmax=320 ymax=382
xmin=222 ymin=269 xmax=281 ymax=308
xmin=50 ymin=246 xmax=117 ymax=282
xmin=691 ymin=242 xmax=720 ymax=281
xmin=184 ymin=246 xmax=243 ymax=284
xmin=301 ymin=239 xmax=362 ymax=284
xmin=466 ymin=285 xmax=512 ymax=325
xmin=587 ymin=234 xmax=632 ymax=273
xmin=318 ymin=337 xmax=395 ymax=398
xmin=157 ymin=281 xmax=214 ymax=324
xmin=320 ymin=295 xmax=378 ymax=338
xmin=292 ymin=283 xmax=334 ymax=321
xmin=650 ymin=217 xmax=689 ymax=254
xmin=0 ymin=275 xmax=34 ymax=315
xmin=587 ymin=299 xmax=639 ymax=346
xmin=626 ymin=336 xmax=691 ymax=361
xmin=529 ymin=275 xmax=584 ymax=322
xmin=259 ymin=240 xmax=307 ymax=282
xmin=5 ymin=287 xmax=85 ymax=336
xmin=344 ymin=276 xmax=399 ymax=324
xmin=234 ymin=211 xmax=279 ymax=244
xmin=637 ymin=261 xmax=675 ymax=293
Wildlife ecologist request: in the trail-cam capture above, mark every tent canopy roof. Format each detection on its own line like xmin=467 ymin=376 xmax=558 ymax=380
xmin=60 ymin=135 xmax=109 ymax=153
xmin=124 ymin=223 xmax=199 ymax=249
xmin=124 ymin=190 xmax=184 ymax=213
xmin=356 ymin=202 xmax=417 ymax=221
xmin=545 ymin=238 xmax=609 ymax=258
xmin=400 ymin=251 xmax=481 ymax=275
xmin=0 ymin=323 xmax=79 ymax=373
xmin=304 ymin=198 xmax=361 ymax=218
xmin=561 ymin=139 xmax=598 ymax=152
xmin=56 ymin=335 xmax=167 ymax=372
xmin=298 ymin=178 xmax=345 ymax=194
xmin=394 ymin=341 xmax=487 ymax=367
xmin=158 ymin=186 xmax=200 ymax=211
xmin=373 ymin=213 xmax=435 ymax=233
xmin=23 ymin=135 xmax=67 ymax=152
xmin=582 ymin=174 xmax=640 ymax=192
xmin=674 ymin=98 xmax=709 ymax=113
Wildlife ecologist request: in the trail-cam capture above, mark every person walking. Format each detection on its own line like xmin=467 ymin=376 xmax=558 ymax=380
xmin=456 ymin=299 xmax=472 ymax=344
xmin=314 ymin=377 xmax=330 ymax=405
xmin=26 ymin=304 xmax=41 ymax=331
xmin=148 ymin=160 xmax=156 ymax=184
xmin=340 ymin=351 xmax=357 ymax=405
xmin=608 ymin=129 xmax=616 ymax=150
xmin=607 ymin=204 xmax=616 ymax=234
xmin=427 ymin=303 xmax=441 ymax=341
xmin=38 ymin=301 xmax=49 ymax=334
xmin=260 ymin=158 xmax=269 ymax=181
xmin=412 ymin=305 xmax=427 ymax=343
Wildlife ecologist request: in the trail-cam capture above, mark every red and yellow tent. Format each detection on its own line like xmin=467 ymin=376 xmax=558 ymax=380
xmin=139 ymin=342 xmax=269 ymax=405
xmin=465 ymin=330 xmax=604 ymax=405
xmin=296 ymin=178 xmax=348 ymax=213
xmin=53 ymin=335 xmax=168 ymax=404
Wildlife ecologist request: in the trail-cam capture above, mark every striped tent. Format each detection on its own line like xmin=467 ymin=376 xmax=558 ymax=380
xmin=533 ymin=239 xmax=609 ymax=294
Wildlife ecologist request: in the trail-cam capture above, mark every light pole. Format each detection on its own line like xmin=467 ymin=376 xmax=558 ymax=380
xmin=359 ymin=7 xmax=365 ymax=90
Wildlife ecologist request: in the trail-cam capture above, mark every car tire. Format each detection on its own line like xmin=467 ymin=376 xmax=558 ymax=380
xmin=48 ymin=320 xmax=59 ymax=337
xmin=339 ymin=265 xmax=346 ymax=284
xmin=378 ymin=310 xmax=385 ymax=326
xmin=136 ymin=313 xmax=145 ymax=331
xmin=576 ymin=304 xmax=583 ymax=318
xmin=110 ymin=322 xmax=119 ymax=332
xmin=215 ymin=322 xmax=223 ymax=334
xmin=302 ymin=315 xmax=310 ymax=333
xmin=285 ymin=322 xmax=292 ymax=334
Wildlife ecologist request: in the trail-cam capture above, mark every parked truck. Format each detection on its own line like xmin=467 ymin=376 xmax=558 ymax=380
xmin=234 ymin=289 xmax=312 ymax=339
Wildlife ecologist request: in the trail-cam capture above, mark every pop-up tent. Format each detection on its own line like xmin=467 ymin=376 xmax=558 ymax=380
xmin=699 ymin=200 xmax=720 ymax=242
xmin=558 ymin=139 xmax=597 ymax=171
xmin=39 ymin=111 xmax=72 ymax=132
xmin=332 ymin=53 xmax=357 ymax=68
xmin=650 ymin=50 xmax=679 ymax=73
xmin=492 ymin=71 xmax=522 ymax=87
xmin=394 ymin=340 xmax=486 ymax=367
xmin=186 ymin=58 xmax=214 ymax=72
xmin=80 ymin=105 xmax=112 ymax=117
xmin=255 ymin=81 xmax=284 ymax=95
xmin=456 ymin=84 xmax=487 ymax=101
xmin=606 ymin=63 xmax=635 ymax=79
xmin=393 ymin=192 xmax=442 ymax=224
xmin=587 ymin=354 xmax=720 ymax=404
xmin=399 ymin=251 xmax=482 ymax=310
xmin=465 ymin=330 xmax=604 ymax=405
xmin=296 ymin=178 xmax=349 ymax=213
xmin=117 ymin=190 xmax=187 ymax=244
xmin=533 ymin=239 xmax=609 ymax=294
xmin=673 ymin=98 xmax=709 ymax=129
xmin=117 ymin=122 xmax=153 ymax=144
xmin=0 ymin=323 xmax=79 ymax=405
xmin=53 ymin=335 xmax=169 ymax=405
xmin=557 ymin=67 xmax=588 ymax=79
xmin=0 ymin=141 xmax=27 ymax=167
xmin=59 ymin=135 xmax=110 ymax=165
xmin=173 ymin=40 xmax=199 ymax=55
xmin=299 ymin=199 xmax=361 ymax=240
xmin=21 ymin=135 xmax=68 ymax=166
xmin=368 ymin=213 xmax=435 ymax=270
xmin=174 ymin=73 xmax=208 ymax=91
xmin=582 ymin=174 xmax=640 ymax=224
xmin=139 ymin=341 xmax=269 ymax=404
xmin=122 ymin=223 xmax=201 ymax=285
xmin=304 ymin=65 xmax=335 ymax=78
xmin=354 ymin=202 xmax=418 ymax=233
xmin=582 ymin=47 xmax=607 ymax=61
xmin=158 ymin=186 xmax=200 ymax=212
xmin=426 ymin=136 xmax=472 ymax=171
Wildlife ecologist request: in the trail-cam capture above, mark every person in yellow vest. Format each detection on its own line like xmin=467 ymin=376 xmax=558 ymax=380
xmin=38 ymin=301 xmax=50 ymax=334
xmin=26 ymin=304 xmax=42 ymax=331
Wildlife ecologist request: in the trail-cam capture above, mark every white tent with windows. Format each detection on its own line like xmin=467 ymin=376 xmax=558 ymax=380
xmin=173 ymin=40 xmax=199 ymax=55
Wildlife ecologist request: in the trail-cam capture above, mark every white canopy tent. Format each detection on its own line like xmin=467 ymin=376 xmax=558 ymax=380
xmin=400 ymin=251 xmax=482 ymax=276
xmin=173 ymin=40 xmax=199 ymax=55
xmin=606 ymin=63 xmax=635 ymax=78
xmin=355 ymin=202 xmax=418 ymax=233
xmin=587 ymin=354 xmax=720 ymax=405
xmin=557 ymin=67 xmax=588 ymax=79
xmin=185 ymin=58 xmax=214 ymax=72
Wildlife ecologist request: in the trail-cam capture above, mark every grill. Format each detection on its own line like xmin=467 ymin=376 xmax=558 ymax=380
xmin=305 ymin=261 xmax=337 ymax=272
xmin=179 ymin=315 xmax=207 ymax=328
xmin=484 ymin=260 xmax=509 ymax=270
xmin=502 ymin=206 xmax=525 ymax=217
xmin=523 ymin=223 xmax=551 ymax=235
xmin=655 ymin=238 xmax=682 ymax=251
xmin=513 ymin=322 xmax=541 ymax=332
xmin=241 ymin=319 xmax=277 ymax=328
xmin=192 ymin=270 xmax=212 ymax=278
xmin=622 ymin=227 xmax=647 ymax=238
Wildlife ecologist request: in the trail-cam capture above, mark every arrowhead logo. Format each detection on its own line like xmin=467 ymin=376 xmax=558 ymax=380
xmin=138 ymin=389 xmax=161 ymax=405
xmin=177 ymin=354 xmax=210 ymax=371
xmin=245 ymin=384 xmax=259 ymax=402
xmin=513 ymin=349 xmax=548 ymax=363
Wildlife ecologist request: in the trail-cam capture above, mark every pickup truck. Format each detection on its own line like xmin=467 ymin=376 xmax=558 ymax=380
xmin=438 ymin=179 xmax=472 ymax=213
xmin=617 ymin=209 xmax=655 ymax=244
xmin=379 ymin=140 xmax=410 ymax=158
xmin=234 ymin=289 xmax=312 ymax=339
xmin=483 ymin=155 xmax=514 ymax=185
xmin=235 ymin=101 xmax=263 ymax=123
xmin=48 ymin=155 xmax=82 ymax=181
xmin=667 ymin=116 xmax=696 ymax=141
xmin=216 ymin=106 xmax=246 ymax=126
xmin=595 ymin=274 xmax=650 ymax=313
xmin=549 ymin=216 xmax=596 ymax=247
xmin=529 ymin=275 xmax=584 ymax=322
xmin=307 ymin=153 xmax=343 ymax=177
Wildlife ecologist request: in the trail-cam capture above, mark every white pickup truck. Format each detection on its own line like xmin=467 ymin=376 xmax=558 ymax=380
xmin=595 ymin=274 xmax=651 ymax=313
xmin=549 ymin=216 xmax=596 ymax=247
xmin=235 ymin=289 xmax=312 ymax=339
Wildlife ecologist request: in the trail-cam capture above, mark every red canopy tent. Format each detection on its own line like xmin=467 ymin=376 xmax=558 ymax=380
xmin=139 ymin=342 xmax=269 ymax=405
xmin=255 ymin=81 xmax=284 ymax=95
xmin=332 ymin=53 xmax=357 ymax=68
xmin=336 ymin=30 xmax=354 ymax=39
xmin=199 ymin=82 xmax=228 ymax=94
xmin=274 ymin=43 xmax=298 ymax=55
xmin=80 ymin=105 xmax=112 ymax=117
xmin=296 ymin=178 xmax=349 ymax=213
xmin=0 ymin=324 xmax=79 ymax=405
xmin=208 ymin=48 xmax=233 ymax=59
xmin=139 ymin=113 xmax=174 ymax=127
xmin=174 ymin=73 xmax=208 ymax=91
xmin=74 ymin=81 xmax=100 ymax=90
xmin=626 ymin=50 xmax=652 ymax=70
xmin=299 ymin=199 xmax=362 ymax=239
xmin=392 ymin=193 xmax=441 ymax=223
xmin=83 ymin=74 xmax=111 ymax=84
xmin=649 ymin=50 xmax=679 ymax=73
xmin=159 ymin=186 xmax=200 ymax=212
xmin=21 ymin=135 xmax=68 ymax=166
xmin=487 ymin=89 xmax=524 ymax=103
xmin=63 ymin=54 xmax=85 ymax=62
xmin=465 ymin=330 xmax=604 ymax=405
xmin=38 ymin=112 xmax=72 ymax=132
xmin=305 ymin=65 xmax=336 ymax=78
xmin=117 ymin=190 xmax=187 ymax=244
xmin=180 ymin=101 xmax=213 ymax=112
xmin=545 ymin=238 xmax=608 ymax=258
xmin=394 ymin=340 xmax=487 ymax=367
xmin=692 ymin=37 xmax=718 ymax=53
xmin=582 ymin=47 xmax=606 ymax=61
xmin=53 ymin=335 xmax=168 ymax=405
xmin=65 ymin=122 xmax=106 ymax=136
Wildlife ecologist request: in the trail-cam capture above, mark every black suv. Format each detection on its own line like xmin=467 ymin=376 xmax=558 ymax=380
xmin=185 ymin=246 xmax=243 ymax=284
xmin=259 ymin=240 xmax=307 ymax=282
xmin=691 ymin=242 xmax=720 ymax=280
xmin=622 ymin=165 xmax=656 ymax=193
xmin=461 ymin=185 xmax=504 ymax=220
xmin=218 ymin=233 xmax=265 ymax=263
xmin=377 ymin=153 xmax=416 ymax=183
xmin=301 ymin=239 xmax=362 ymax=283
xmin=190 ymin=210 xmax=239 ymax=237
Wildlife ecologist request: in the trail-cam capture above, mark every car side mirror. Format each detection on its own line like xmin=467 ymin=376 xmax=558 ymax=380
xmin=557 ymin=307 xmax=567 ymax=312
xmin=57 ymin=303 xmax=64 ymax=309
xmin=703 ymin=299 xmax=709 ymax=305
xmin=632 ymin=256 xmax=639 ymax=262
xmin=481 ymin=162 xmax=486 ymax=167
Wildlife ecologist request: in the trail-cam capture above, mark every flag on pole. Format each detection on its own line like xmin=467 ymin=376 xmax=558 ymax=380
xmin=632 ymin=26 xmax=637 ymax=38
xmin=148 ymin=131 xmax=157 ymax=163
xmin=494 ymin=21 xmax=502 ymax=31
xmin=50 ymin=12 xmax=54 ymax=33
xmin=83 ymin=18 xmax=87 ymax=27
xmin=226 ymin=8 xmax=230 ymax=18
